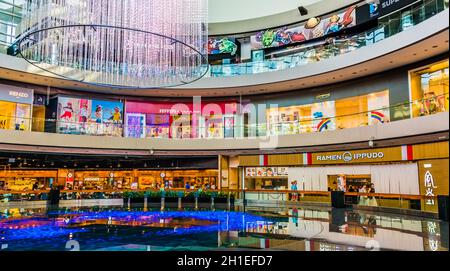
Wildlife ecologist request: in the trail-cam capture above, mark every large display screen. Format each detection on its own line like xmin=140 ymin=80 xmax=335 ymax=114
xmin=208 ymin=37 xmax=238 ymax=55
xmin=250 ymin=5 xmax=357 ymax=50
xmin=57 ymin=97 xmax=123 ymax=136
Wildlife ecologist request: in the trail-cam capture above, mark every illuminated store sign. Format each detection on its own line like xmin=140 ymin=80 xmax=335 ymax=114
xmin=0 ymin=84 xmax=34 ymax=104
xmin=316 ymin=151 xmax=385 ymax=162
xmin=378 ymin=0 xmax=419 ymax=16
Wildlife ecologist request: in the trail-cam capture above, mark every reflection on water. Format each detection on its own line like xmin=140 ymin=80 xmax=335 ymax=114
xmin=0 ymin=205 xmax=447 ymax=251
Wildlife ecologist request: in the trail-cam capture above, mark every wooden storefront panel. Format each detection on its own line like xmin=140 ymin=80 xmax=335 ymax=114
xmin=268 ymin=154 xmax=302 ymax=166
xmin=239 ymin=155 xmax=260 ymax=167
xmin=418 ymin=159 xmax=449 ymax=213
xmin=311 ymin=147 xmax=403 ymax=165
xmin=413 ymin=142 xmax=449 ymax=160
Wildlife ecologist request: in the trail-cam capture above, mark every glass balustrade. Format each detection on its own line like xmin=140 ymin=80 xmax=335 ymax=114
xmin=0 ymin=93 xmax=448 ymax=139
xmin=209 ymin=0 xmax=448 ymax=78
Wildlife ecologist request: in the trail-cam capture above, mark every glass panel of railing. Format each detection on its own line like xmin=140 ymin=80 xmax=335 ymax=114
xmin=0 ymin=94 xmax=448 ymax=139
xmin=209 ymin=1 xmax=446 ymax=77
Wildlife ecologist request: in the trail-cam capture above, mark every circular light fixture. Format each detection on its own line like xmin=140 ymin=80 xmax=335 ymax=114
xmin=17 ymin=0 xmax=209 ymax=89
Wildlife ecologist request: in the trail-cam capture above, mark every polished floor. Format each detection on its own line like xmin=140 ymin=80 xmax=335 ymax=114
xmin=0 ymin=205 xmax=447 ymax=251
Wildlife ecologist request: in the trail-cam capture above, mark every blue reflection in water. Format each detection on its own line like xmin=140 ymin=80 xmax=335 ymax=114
xmin=1 ymin=210 xmax=268 ymax=241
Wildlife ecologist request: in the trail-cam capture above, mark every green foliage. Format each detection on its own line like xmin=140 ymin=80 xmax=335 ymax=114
xmin=123 ymin=191 xmax=145 ymax=199
xmin=144 ymin=190 xmax=162 ymax=198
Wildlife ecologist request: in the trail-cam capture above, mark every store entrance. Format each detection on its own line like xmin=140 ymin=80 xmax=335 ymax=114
xmin=327 ymin=174 xmax=372 ymax=192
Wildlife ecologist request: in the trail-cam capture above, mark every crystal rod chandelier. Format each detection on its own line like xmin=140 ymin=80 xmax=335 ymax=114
xmin=18 ymin=0 xmax=209 ymax=89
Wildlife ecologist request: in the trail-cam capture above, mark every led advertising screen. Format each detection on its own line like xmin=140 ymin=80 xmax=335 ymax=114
xmin=250 ymin=5 xmax=357 ymax=50
xmin=57 ymin=97 xmax=123 ymax=136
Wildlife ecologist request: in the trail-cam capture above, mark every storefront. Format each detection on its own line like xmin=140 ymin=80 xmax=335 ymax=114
xmin=138 ymin=169 xmax=218 ymax=189
xmin=68 ymin=171 xmax=135 ymax=190
xmin=46 ymin=96 xmax=124 ymax=137
xmin=0 ymin=84 xmax=33 ymax=132
xmin=266 ymin=90 xmax=390 ymax=136
xmin=60 ymin=169 xmax=219 ymax=190
xmin=124 ymin=100 xmax=239 ymax=139
xmin=237 ymin=142 xmax=449 ymax=208
xmin=0 ymin=170 xmax=57 ymax=192
xmin=244 ymin=167 xmax=289 ymax=190
xmin=410 ymin=59 xmax=449 ymax=117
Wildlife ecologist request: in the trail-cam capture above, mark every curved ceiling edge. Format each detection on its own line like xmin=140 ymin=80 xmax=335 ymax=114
xmin=209 ymin=0 xmax=360 ymax=35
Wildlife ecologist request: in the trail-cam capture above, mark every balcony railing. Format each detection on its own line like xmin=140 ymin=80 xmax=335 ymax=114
xmin=209 ymin=0 xmax=448 ymax=78
xmin=2 ymin=0 xmax=447 ymax=79
xmin=1 ymin=93 xmax=447 ymax=139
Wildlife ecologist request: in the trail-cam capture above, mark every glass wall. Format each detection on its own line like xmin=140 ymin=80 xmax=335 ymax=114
xmin=410 ymin=59 xmax=449 ymax=118
xmin=0 ymin=0 xmax=24 ymax=54
xmin=266 ymin=90 xmax=390 ymax=136
xmin=0 ymin=83 xmax=33 ymax=131
xmin=209 ymin=0 xmax=448 ymax=78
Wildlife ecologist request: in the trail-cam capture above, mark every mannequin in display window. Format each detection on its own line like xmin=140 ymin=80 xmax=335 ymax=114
xmin=420 ymin=91 xmax=441 ymax=116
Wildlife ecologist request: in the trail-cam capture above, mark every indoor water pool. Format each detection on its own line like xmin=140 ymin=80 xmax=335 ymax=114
xmin=0 ymin=206 xmax=447 ymax=251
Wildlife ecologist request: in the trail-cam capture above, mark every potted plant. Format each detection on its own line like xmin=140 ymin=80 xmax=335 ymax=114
xmin=164 ymin=190 xmax=181 ymax=203
xmin=123 ymin=191 xmax=145 ymax=207
xmin=183 ymin=191 xmax=197 ymax=203
xmin=214 ymin=192 xmax=229 ymax=204
xmin=197 ymin=190 xmax=212 ymax=203
xmin=145 ymin=190 xmax=162 ymax=203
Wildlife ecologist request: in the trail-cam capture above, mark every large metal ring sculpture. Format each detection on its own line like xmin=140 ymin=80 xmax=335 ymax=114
xmin=17 ymin=0 xmax=209 ymax=89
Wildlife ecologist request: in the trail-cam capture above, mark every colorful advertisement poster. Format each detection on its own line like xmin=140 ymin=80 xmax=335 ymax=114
xmin=57 ymin=97 xmax=123 ymax=136
xmin=250 ymin=5 xmax=356 ymax=50
xmin=245 ymin=167 xmax=289 ymax=177
xmin=208 ymin=37 xmax=238 ymax=55
xmin=125 ymin=113 xmax=146 ymax=138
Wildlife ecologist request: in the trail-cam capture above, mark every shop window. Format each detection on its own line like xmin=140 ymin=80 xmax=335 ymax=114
xmin=336 ymin=96 xmax=368 ymax=130
xmin=138 ymin=170 xmax=218 ymax=190
xmin=146 ymin=114 xmax=170 ymax=138
xmin=410 ymin=60 xmax=449 ymax=117
xmin=171 ymin=114 xmax=192 ymax=139
xmin=266 ymin=90 xmax=390 ymax=136
xmin=0 ymin=101 xmax=31 ymax=131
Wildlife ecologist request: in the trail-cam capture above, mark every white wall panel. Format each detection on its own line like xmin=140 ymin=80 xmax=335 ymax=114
xmin=288 ymin=164 xmax=420 ymax=195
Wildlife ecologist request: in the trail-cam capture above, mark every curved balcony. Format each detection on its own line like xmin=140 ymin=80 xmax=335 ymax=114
xmin=207 ymin=1 xmax=449 ymax=78
xmin=0 ymin=2 xmax=448 ymax=97
xmin=0 ymin=98 xmax=448 ymax=154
